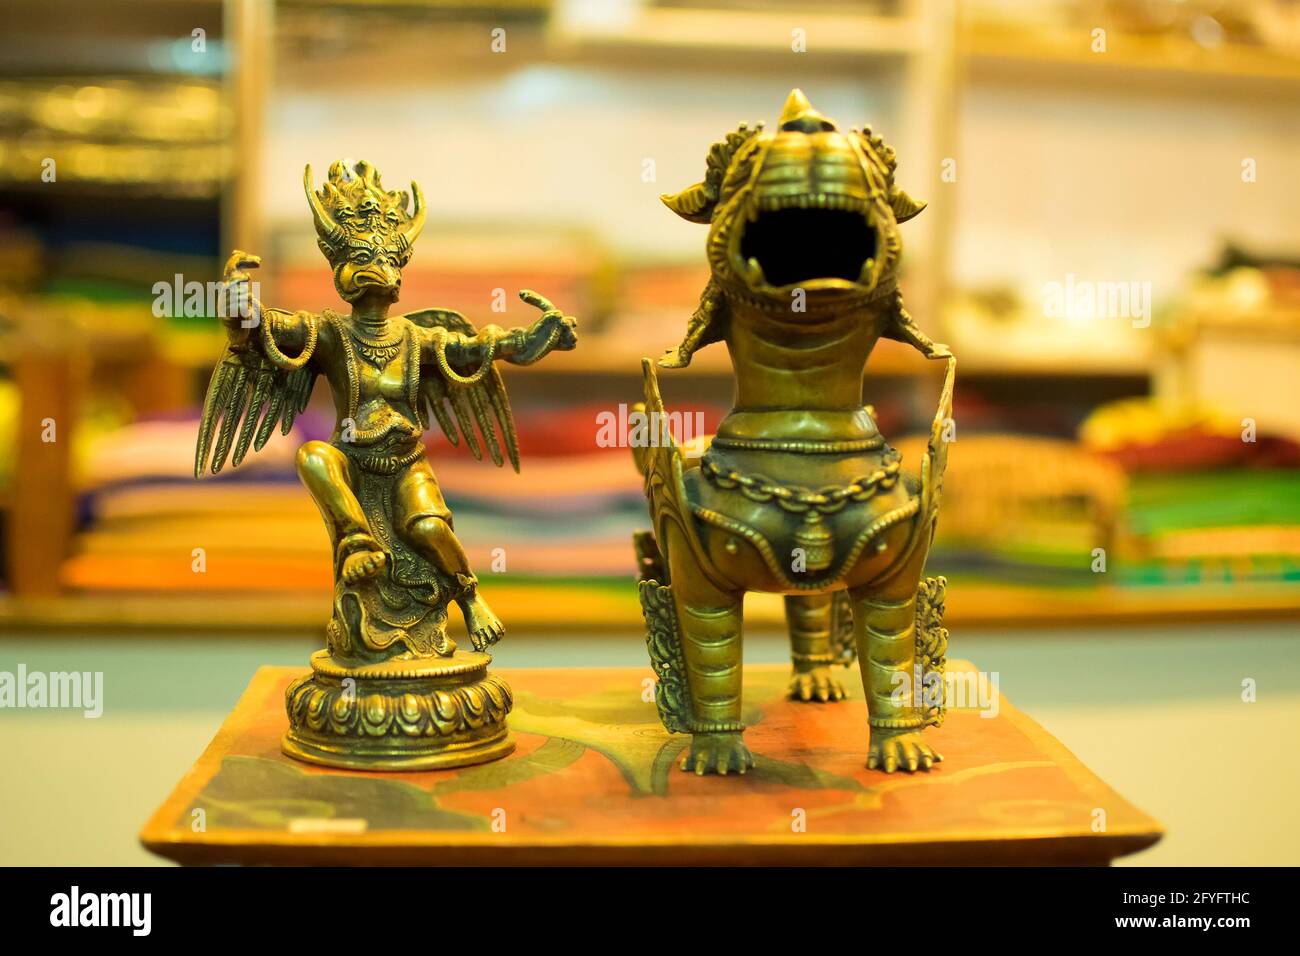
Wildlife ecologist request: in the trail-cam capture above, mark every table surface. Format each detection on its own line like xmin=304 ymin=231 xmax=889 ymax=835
xmin=140 ymin=660 xmax=1163 ymax=865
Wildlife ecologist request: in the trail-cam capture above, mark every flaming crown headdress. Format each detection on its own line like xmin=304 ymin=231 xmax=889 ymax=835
xmin=303 ymin=159 xmax=426 ymax=267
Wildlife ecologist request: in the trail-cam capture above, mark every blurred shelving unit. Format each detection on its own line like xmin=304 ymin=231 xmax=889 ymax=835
xmin=948 ymin=5 xmax=1300 ymax=380
xmin=0 ymin=0 xmax=966 ymax=633
xmin=260 ymin=0 xmax=959 ymax=382
xmin=0 ymin=0 xmax=238 ymax=602
xmin=3 ymin=0 xmax=1298 ymax=634
xmin=938 ymin=2 xmax=1300 ymax=620
xmin=962 ymin=22 xmax=1300 ymax=96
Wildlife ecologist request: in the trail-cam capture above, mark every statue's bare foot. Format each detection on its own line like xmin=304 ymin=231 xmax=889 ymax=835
xmin=867 ymin=729 xmax=942 ymax=773
xmin=679 ymin=732 xmax=753 ymax=776
xmin=342 ymin=549 xmax=386 ymax=585
xmin=460 ymin=592 xmax=504 ymax=651
xmin=788 ymin=666 xmax=847 ymax=703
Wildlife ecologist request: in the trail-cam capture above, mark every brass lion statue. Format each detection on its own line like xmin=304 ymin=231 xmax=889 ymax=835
xmin=634 ymin=90 xmax=955 ymax=776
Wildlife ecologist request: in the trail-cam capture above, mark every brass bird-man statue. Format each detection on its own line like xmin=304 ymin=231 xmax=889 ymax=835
xmin=195 ymin=159 xmax=576 ymax=770
xmin=635 ymin=90 xmax=955 ymax=775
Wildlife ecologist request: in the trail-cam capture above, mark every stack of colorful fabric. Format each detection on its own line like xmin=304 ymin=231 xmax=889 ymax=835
xmin=1082 ymin=398 xmax=1300 ymax=587
xmin=61 ymin=413 xmax=325 ymax=592
xmin=60 ymin=401 xmax=726 ymax=596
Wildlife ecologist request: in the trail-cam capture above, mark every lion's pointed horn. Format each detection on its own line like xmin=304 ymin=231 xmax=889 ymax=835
xmin=779 ymin=89 xmax=812 ymax=125
xmin=778 ymin=88 xmax=833 ymax=132
xmin=304 ymin=164 xmax=343 ymax=246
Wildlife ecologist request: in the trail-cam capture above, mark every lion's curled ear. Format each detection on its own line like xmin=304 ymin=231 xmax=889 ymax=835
xmin=660 ymin=122 xmax=763 ymax=225
xmin=890 ymin=187 xmax=927 ymax=223
xmin=660 ymin=182 xmax=716 ymax=224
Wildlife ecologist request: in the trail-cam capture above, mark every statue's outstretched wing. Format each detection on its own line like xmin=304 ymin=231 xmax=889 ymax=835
xmin=194 ymin=346 xmax=315 ymax=477
xmin=405 ymin=308 xmax=521 ymax=472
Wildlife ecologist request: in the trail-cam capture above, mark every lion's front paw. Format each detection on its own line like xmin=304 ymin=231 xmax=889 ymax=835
xmin=866 ymin=730 xmax=942 ymax=773
xmin=679 ymin=732 xmax=754 ymax=776
xmin=788 ymin=667 xmax=847 ymax=703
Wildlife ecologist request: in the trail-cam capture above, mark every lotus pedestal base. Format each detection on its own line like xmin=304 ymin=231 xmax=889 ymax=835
xmin=282 ymin=649 xmax=514 ymax=771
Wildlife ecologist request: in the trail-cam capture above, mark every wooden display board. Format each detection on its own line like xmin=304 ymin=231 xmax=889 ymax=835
xmin=141 ymin=660 xmax=1161 ymax=865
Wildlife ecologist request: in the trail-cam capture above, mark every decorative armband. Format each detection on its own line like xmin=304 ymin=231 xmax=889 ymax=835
xmin=261 ymin=311 xmax=319 ymax=370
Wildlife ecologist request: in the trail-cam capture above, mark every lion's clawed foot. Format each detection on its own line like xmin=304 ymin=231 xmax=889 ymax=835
xmin=866 ymin=730 xmax=942 ymax=774
xmin=679 ymin=732 xmax=754 ymax=776
xmin=787 ymin=666 xmax=847 ymax=703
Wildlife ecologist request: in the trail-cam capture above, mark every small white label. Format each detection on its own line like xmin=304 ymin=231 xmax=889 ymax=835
xmin=287 ymin=818 xmax=369 ymax=834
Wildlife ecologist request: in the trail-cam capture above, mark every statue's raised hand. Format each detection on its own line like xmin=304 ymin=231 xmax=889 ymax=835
xmin=518 ymin=289 xmax=578 ymax=355
xmin=221 ymin=249 xmax=262 ymax=338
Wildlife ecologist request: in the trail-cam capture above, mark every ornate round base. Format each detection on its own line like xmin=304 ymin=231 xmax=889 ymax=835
xmin=282 ymin=649 xmax=515 ymax=771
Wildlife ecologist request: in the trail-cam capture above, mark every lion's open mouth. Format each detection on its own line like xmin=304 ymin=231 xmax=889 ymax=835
xmin=737 ymin=197 xmax=877 ymax=289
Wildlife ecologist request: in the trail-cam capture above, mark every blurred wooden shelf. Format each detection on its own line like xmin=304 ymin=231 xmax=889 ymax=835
xmin=963 ymin=25 xmax=1300 ymax=95
xmin=550 ymin=8 xmax=925 ymax=66
xmin=0 ymin=0 xmax=225 ymax=78
xmin=3 ymin=580 xmax=1297 ymax=636
xmin=276 ymin=7 xmax=928 ymax=86
xmin=956 ymin=354 xmax=1154 ymax=378
xmin=946 ymin=581 xmax=1300 ymax=628
xmin=156 ymin=329 xmax=937 ymax=378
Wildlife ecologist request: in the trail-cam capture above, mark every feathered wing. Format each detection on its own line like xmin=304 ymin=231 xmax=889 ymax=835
xmin=194 ymin=346 xmax=315 ymax=477
xmin=405 ymin=308 xmax=521 ymax=472
xmin=919 ymin=355 xmax=957 ymax=521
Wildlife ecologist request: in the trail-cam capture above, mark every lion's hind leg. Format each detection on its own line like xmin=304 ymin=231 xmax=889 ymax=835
xmin=783 ymin=594 xmax=848 ymax=703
